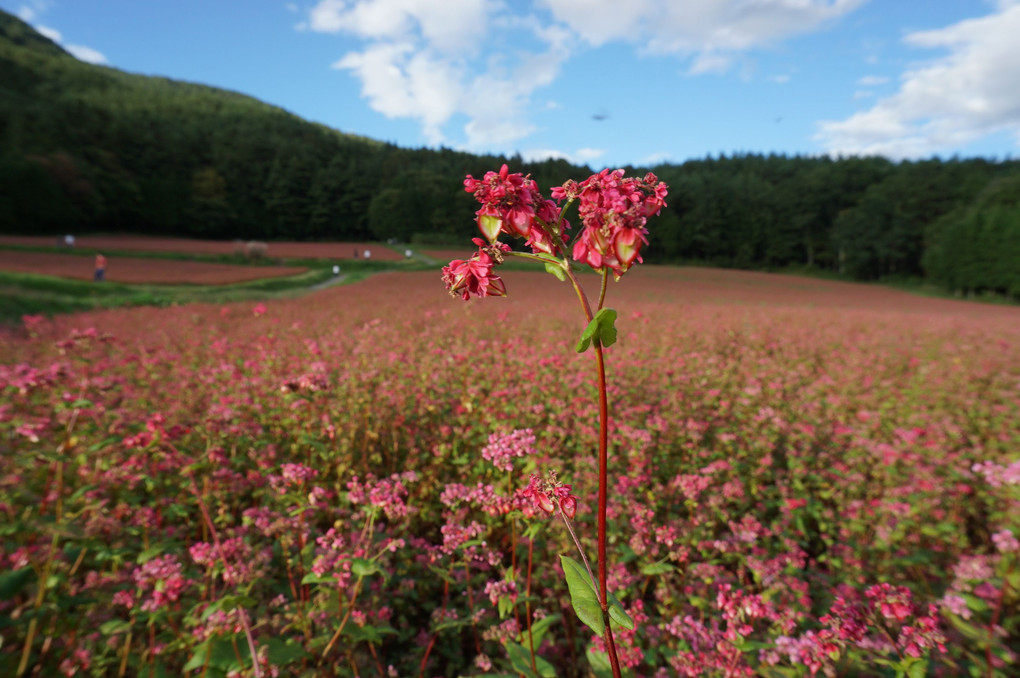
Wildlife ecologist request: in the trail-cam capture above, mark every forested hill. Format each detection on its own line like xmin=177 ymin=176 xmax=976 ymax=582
xmin=2 ymin=10 xmax=1019 ymax=297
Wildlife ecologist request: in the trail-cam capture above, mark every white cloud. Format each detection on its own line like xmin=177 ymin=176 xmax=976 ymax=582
xmin=688 ymin=52 xmax=733 ymax=75
xmin=520 ymin=147 xmax=605 ymax=165
xmin=853 ymin=90 xmax=874 ymax=99
xmin=314 ymin=0 xmax=571 ymax=149
xmin=307 ymin=0 xmax=866 ymax=152
xmin=769 ymin=74 xmax=791 ymax=84
xmin=35 ymin=24 xmax=61 ymax=43
xmin=309 ymin=0 xmax=489 ymax=53
xmin=818 ymin=3 xmax=1020 ymax=157
xmin=66 ymin=44 xmax=108 ymax=64
xmin=18 ymin=3 xmax=108 ymax=65
xmin=639 ymin=151 xmax=674 ymax=166
xmin=857 ymin=75 xmax=888 ymax=86
xmin=17 ymin=1 xmax=51 ymax=23
xmin=539 ymin=0 xmax=866 ymax=58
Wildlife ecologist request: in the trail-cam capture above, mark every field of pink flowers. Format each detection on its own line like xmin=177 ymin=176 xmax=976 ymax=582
xmin=1 ymin=266 xmax=1018 ymax=677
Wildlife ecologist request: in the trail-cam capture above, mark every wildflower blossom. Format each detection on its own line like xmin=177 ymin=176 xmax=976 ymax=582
xmin=441 ymin=249 xmax=507 ymax=300
xmin=992 ymin=529 xmax=1019 ymax=553
xmin=481 ymin=428 xmax=536 ymax=472
xmin=517 ymin=472 xmax=578 ymax=518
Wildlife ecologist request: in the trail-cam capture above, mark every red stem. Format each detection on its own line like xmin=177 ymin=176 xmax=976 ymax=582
xmin=526 ymin=537 xmax=537 ymax=675
xmin=562 ymin=266 xmax=623 ymax=678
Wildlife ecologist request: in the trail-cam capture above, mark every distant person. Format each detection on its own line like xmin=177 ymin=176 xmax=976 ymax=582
xmin=363 ymin=249 xmax=371 ymax=260
xmin=353 ymin=248 xmax=359 ymax=259
xmin=64 ymin=234 xmax=75 ymax=248
xmin=94 ymin=253 xmax=107 ymax=282
xmin=404 ymin=249 xmax=413 ymax=258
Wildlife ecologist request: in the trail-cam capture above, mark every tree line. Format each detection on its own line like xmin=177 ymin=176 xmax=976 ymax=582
xmin=1 ymin=10 xmax=1018 ymax=297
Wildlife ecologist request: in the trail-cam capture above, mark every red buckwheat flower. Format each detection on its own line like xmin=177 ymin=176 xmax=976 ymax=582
xmin=442 ymin=250 xmax=506 ymax=300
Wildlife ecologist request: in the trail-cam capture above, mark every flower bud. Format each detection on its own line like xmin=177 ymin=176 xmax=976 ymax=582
xmin=534 ymin=491 xmax=555 ymax=514
xmin=560 ymin=495 xmax=577 ymax=519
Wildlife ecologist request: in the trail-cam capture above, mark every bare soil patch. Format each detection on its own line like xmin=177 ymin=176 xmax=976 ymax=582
xmin=0 ymin=251 xmax=308 ymax=285
xmin=0 ymin=236 xmax=404 ymax=261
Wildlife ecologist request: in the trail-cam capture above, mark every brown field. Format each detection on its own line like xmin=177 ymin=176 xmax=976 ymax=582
xmin=0 ymin=251 xmax=308 ymax=285
xmin=0 ymin=236 xmax=404 ymax=261
xmin=422 ymin=248 xmax=475 ymax=263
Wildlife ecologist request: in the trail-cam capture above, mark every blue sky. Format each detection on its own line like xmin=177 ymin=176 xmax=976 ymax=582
xmin=6 ymin=0 xmax=1020 ymax=168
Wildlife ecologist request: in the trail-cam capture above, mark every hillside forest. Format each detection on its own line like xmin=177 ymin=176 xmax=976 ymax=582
xmin=2 ymin=10 xmax=1019 ymax=298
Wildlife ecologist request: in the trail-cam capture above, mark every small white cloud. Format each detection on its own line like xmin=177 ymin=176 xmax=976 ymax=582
xmin=285 ymin=2 xmax=299 ymax=11
xmin=769 ymin=74 xmax=791 ymax=84
xmin=853 ymin=89 xmax=874 ymax=99
xmin=36 ymin=24 xmax=61 ymax=43
xmin=19 ymin=4 xmax=108 ymax=65
xmin=818 ymin=2 xmax=1020 ymax=157
xmin=857 ymin=75 xmax=889 ymax=86
xmin=520 ymin=147 xmax=605 ymax=165
xmin=66 ymin=44 xmax=107 ymax=64
xmin=17 ymin=1 xmax=51 ymax=22
xmin=688 ymin=52 xmax=732 ymax=75
xmin=639 ymin=151 xmax=673 ymax=166
xmin=575 ymin=148 xmax=606 ymax=162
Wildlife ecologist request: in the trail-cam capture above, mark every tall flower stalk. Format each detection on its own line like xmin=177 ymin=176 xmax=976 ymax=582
xmin=443 ymin=165 xmax=668 ymax=676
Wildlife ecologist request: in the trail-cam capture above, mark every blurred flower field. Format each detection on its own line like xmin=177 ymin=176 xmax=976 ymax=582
xmin=1 ymin=267 xmax=1018 ymax=677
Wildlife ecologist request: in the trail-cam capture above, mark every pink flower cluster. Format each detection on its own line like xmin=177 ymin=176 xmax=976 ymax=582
xmin=483 ymin=578 xmax=518 ymax=606
xmin=480 ymin=428 xmax=537 ymax=472
xmin=517 ymin=472 xmax=577 ymax=519
xmin=553 ymin=169 xmax=668 ymax=276
xmin=444 ymin=165 xmax=668 ymax=298
xmin=798 ymin=584 xmax=947 ymax=671
xmin=463 ymin=164 xmax=567 ymax=254
xmin=441 ymin=241 xmax=509 ymax=301
xmin=972 ymin=459 xmax=1020 ymax=487
xmin=346 ymin=471 xmax=417 ymax=520
xmin=268 ymin=462 xmax=319 ymax=492
xmin=132 ymin=554 xmax=189 ymax=612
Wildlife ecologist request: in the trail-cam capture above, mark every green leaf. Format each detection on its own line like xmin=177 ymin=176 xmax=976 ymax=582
xmin=0 ymin=568 xmax=34 ymax=600
xmin=544 ymin=262 xmax=566 ymax=282
xmin=906 ymin=659 xmax=928 ymax=678
xmin=183 ymin=640 xmax=211 ymax=672
xmin=497 ymin=591 xmax=514 ymax=619
xmin=136 ymin=546 xmax=164 ymax=564
xmin=947 ymin=612 xmax=992 ymax=642
xmin=735 ymin=639 xmax=772 ymax=652
xmin=350 ymin=558 xmax=381 ymax=577
xmin=99 ymin=619 xmax=132 ymax=635
xmin=427 ymin=565 xmax=456 ymax=584
xmin=520 ymin=614 xmax=561 ymax=650
xmin=300 ymin=573 xmax=338 ymax=585
xmin=575 ymin=308 xmax=618 ymax=353
xmin=505 ymin=642 xmax=556 ymax=677
xmin=607 ymin=591 xmax=634 ymax=630
xmin=640 ymin=559 xmax=674 ymax=576
xmin=585 ymin=644 xmax=614 ymax=678
xmin=560 ymin=555 xmax=603 ymax=636
xmin=343 ymin=623 xmax=397 ymax=644
xmin=433 ymin=618 xmax=470 ymax=633
xmin=264 ymin=637 xmax=309 ymax=666
xmin=201 ymin=595 xmax=255 ymax=621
